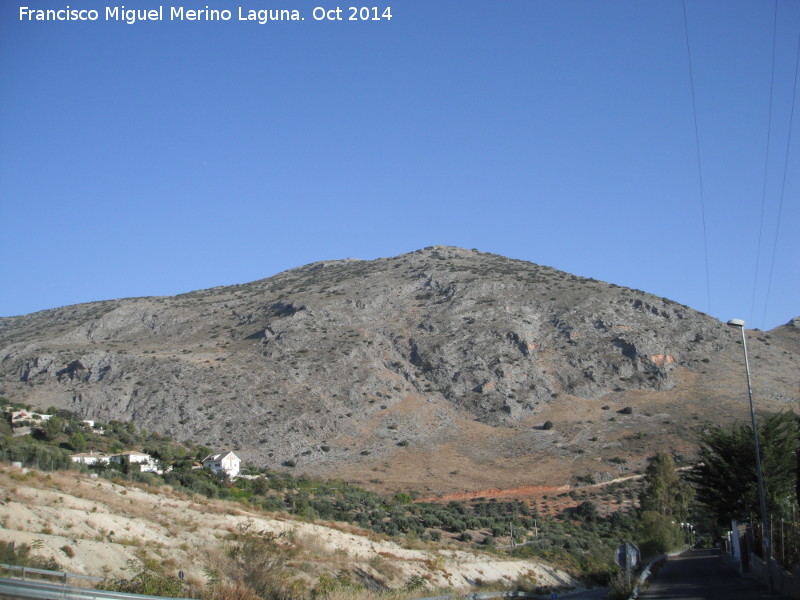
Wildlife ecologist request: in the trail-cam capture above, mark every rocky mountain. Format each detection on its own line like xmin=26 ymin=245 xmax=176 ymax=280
xmin=1 ymin=246 xmax=797 ymax=495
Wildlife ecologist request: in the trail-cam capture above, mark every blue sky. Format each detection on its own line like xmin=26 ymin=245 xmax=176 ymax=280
xmin=1 ymin=1 xmax=798 ymax=330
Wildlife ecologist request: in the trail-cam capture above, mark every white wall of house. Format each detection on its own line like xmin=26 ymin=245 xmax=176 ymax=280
xmin=221 ymin=453 xmax=240 ymax=477
xmin=10 ymin=411 xmax=52 ymax=424
xmin=110 ymin=452 xmax=151 ymax=464
xmin=202 ymin=451 xmax=240 ymax=478
xmin=70 ymin=453 xmax=108 ymax=466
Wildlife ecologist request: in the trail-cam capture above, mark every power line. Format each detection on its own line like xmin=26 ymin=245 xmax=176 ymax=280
xmin=761 ymin=20 xmax=800 ymax=328
xmin=749 ymin=0 xmax=779 ymax=326
xmin=681 ymin=0 xmax=712 ymax=316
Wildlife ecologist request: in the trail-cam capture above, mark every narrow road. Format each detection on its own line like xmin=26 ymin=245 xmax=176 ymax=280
xmin=638 ymin=549 xmax=786 ymax=599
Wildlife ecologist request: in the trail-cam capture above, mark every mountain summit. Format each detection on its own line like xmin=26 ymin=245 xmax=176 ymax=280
xmin=1 ymin=247 xmax=797 ymax=494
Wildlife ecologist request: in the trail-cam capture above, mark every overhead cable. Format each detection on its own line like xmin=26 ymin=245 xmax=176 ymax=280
xmin=681 ymin=0 xmax=713 ymax=316
xmin=750 ymin=0 xmax=778 ymax=326
xmin=761 ymin=20 xmax=800 ymax=328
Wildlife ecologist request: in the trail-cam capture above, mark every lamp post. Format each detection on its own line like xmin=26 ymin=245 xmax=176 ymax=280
xmin=727 ymin=318 xmax=773 ymax=593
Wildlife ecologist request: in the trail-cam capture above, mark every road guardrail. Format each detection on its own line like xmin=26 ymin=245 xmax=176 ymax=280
xmin=0 ymin=576 xmax=196 ymax=600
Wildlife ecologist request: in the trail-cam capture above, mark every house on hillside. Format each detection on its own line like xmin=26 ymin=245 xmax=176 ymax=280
xmin=70 ymin=451 xmax=109 ymax=466
xmin=109 ymin=450 xmax=151 ymax=464
xmin=109 ymin=451 xmax=163 ymax=474
xmin=7 ymin=410 xmax=54 ymax=437
xmin=202 ymin=451 xmax=241 ymax=478
xmin=83 ymin=420 xmax=105 ymax=435
xmin=10 ymin=411 xmax=52 ymax=426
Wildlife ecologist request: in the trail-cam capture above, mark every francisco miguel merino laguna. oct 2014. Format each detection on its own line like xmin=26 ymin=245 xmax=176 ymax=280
xmin=18 ymin=6 xmax=304 ymax=24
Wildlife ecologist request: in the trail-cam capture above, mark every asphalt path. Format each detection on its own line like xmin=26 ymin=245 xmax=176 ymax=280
xmin=638 ymin=548 xmax=788 ymax=599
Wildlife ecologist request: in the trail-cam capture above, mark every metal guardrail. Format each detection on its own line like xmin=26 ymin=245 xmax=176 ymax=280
xmin=0 ymin=574 xmax=597 ymax=600
xmin=0 ymin=564 xmax=103 ymax=583
xmin=627 ymin=547 xmax=688 ymax=600
xmin=0 ymin=576 xmax=200 ymax=600
xmin=0 ymin=570 xmax=198 ymax=600
xmin=0 ymin=576 xmax=195 ymax=600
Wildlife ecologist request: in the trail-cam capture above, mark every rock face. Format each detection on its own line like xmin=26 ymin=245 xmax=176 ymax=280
xmin=1 ymin=247 xmax=797 ymax=494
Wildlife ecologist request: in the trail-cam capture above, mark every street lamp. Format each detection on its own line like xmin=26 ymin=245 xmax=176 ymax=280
xmin=727 ymin=318 xmax=773 ymax=593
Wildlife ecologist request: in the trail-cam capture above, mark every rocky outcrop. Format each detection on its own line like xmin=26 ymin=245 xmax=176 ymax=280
xmin=1 ymin=246 xmax=797 ymax=493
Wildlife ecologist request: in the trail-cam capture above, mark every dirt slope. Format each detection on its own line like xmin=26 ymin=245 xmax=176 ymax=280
xmin=0 ymin=464 xmax=578 ymax=593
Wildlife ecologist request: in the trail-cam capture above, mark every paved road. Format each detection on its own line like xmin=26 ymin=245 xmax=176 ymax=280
xmin=638 ymin=549 xmax=786 ymax=599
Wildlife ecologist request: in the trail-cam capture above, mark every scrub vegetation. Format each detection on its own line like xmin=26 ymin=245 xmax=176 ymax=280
xmin=0 ymin=398 xmax=646 ymax=596
xmin=5 ymin=398 xmax=800 ymax=600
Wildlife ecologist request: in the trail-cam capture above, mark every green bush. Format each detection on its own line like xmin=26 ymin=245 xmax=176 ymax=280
xmin=607 ymin=570 xmax=636 ymax=600
xmin=637 ymin=511 xmax=683 ymax=557
xmin=101 ymin=559 xmax=184 ymax=598
xmin=0 ymin=541 xmax=60 ymax=571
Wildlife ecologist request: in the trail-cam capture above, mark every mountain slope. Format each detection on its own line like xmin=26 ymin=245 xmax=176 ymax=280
xmin=1 ymin=247 xmax=797 ymax=494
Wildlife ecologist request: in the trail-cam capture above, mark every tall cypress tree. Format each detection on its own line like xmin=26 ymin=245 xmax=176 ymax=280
xmin=638 ymin=452 xmax=693 ymax=556
xmin=691 ymin=412 xmax=797 ymax=525
xmin=640 ymin=452 xmax=693 ymax=521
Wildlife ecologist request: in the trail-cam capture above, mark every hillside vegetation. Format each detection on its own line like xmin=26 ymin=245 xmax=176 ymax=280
xmin=7 ymin=401 xmax=800 ymax=599
xmin=0 ymin=406 xmax=648 ymax=595
xmin=0 ymin=463 xmax=583 ymax=599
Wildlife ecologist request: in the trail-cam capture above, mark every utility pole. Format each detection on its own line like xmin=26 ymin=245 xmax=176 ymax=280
xmin=727 ymin=319 xmax=773 ymax=594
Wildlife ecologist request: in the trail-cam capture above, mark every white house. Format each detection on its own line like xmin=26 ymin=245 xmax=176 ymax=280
xmin=70 ymin=451 xmax=109 ymax=466
xmin=202 ymin=451 xmax=241 ymax=478
xmin=10 ymin=411 xmax=52 ymax=425
xmin=109 ymin=451 xmax=163 ymax=474
xmin=82 ymin=420 xmax=104 ymax=434
xmin=109 ymin=451 xmax=151 ymax=465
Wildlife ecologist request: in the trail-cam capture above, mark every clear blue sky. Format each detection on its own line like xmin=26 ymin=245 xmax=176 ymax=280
xmin=2 ymin=0 xmax=798 ymax=330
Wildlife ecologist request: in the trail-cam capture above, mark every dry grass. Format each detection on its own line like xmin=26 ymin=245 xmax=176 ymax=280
xmin=0 ymin=464 xmax=579 ymax=598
